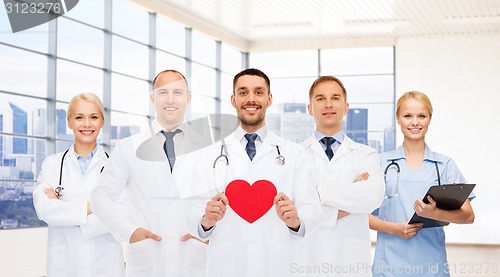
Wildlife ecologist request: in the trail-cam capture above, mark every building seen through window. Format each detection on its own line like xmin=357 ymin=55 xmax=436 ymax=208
xmin=0 ymin=0 xmax=394 ymax=229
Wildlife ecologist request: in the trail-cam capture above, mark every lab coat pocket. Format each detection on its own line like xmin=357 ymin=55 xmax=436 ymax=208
xmin=340 ymin=237 xmax=372 ymax=276
xmin=207 ymin=241 xmax=235 ymax=277
xmin=268 ymin=240 xmax=295 ymax=276
xmin=184 ymin=239 xmax=208 ymax=277
xmin=46 ymin=244 xmax=67 ymax=277
xmin=126 ymin=238 xmax=155 ymax=275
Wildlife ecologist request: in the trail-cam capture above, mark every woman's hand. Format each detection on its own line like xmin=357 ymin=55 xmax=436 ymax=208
xmin=414 ymin=195 xmax=437 ymax=219
xmin=393 ymin=222 xmax=423 ymax=239
xmin=44 ymin=187 xmax=58 ymax=199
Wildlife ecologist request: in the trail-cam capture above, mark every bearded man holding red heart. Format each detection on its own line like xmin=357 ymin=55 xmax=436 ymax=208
xmin=188 ymin=68 xmax=321 ymax=277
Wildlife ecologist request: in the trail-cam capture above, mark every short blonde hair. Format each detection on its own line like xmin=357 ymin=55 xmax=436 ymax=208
xmin=67 ymin=93 xmax=105 ymax=121
xmin=308 ymin=76 xmax=347 ymax=102
xmin=396 ymin=91 xmax=433 ymax=116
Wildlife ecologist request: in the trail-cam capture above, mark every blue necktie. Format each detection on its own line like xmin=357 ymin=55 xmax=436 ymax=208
xmin=244 ymin=133 xmax=258 ymax=161
xmin=320 ymin=137 xmax=336 ymax=161
xmin=161 ymin=129 xmax=182 ymax=172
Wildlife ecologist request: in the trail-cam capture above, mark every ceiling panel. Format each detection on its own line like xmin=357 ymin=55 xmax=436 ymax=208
xmin=133 ymin=0 xmax=500 ymax=51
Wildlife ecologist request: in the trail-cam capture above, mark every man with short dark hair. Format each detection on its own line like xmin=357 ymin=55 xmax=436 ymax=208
xmin=190 ymin=68 xmax=321 ymax=277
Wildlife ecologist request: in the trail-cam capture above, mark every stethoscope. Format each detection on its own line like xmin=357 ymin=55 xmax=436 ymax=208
xmin=212 ymin=140 xmax=285 ymax=193
xmin=55 ymin=149 xmax=108 ymax=197
xmin=383 ymin=160 xmax=441 ymax=199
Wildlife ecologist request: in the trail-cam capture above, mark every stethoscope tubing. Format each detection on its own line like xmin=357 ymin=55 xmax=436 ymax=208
xmin=383 ymin=160 xmax=441 ymax=199
xmin=55 ymin=149 xmax=108 ymax=197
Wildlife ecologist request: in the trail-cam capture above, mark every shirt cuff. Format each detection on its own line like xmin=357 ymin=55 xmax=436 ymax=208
xmin=198 ymin=220 xmax=215 ymax=239
xmin=288 ymin=222 xmax=305 ymax=238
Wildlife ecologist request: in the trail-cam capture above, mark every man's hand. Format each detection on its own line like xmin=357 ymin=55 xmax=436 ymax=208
xmin=414 ymin=196 xmax=438 ymax=219
xmin=274 ymin=192 xmax=300 ymax=230
xmin=353 ymin=172 xmax=369 ymax=182
xmin=180 ymin=233 xmax=209 ymax=245
xmin=392 ymin=222 xmax=423 ymax=239
xmin=337 ymin=210 xmax=350 ymax=219
xmin=336 ymin=172 xmax=370 ymax=220
xmin=201 ymin=193 xmax=228 ymax=231
xmin=129 ymin=227 xmax=161 ymax=243
xmin=44 ymin=187 xmax=58 ymax=199
xmin=87 ymin=202 xmax=92 ymax=215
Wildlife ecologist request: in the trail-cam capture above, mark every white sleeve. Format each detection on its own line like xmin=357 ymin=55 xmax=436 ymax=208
xmin=91 ymin=141 xmax=137 ymax=242
xmin=323 ymin=149 xmax=385 ymax=214
xmin=292 ymin=148 xmax=322 ymax=237
xmin=33 ymin=155 xmax=87 ymax=226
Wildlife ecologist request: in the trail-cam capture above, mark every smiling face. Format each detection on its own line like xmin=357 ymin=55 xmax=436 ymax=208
xmin=308 ymin=80 xmax=349 ymax=136
xmin=150 ymin=71 xmax=191 ymax=131
xmin=396 ymin=97 xmax=432 ymax=142
xmin=231 ymin=74 xmax=272 ymax=133
xmin=67 ymin=100 xmax=104 ymax=147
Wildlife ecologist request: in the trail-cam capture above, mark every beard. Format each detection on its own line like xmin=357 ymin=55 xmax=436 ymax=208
xmin=238 ymin=113 xmax=265 ymax=128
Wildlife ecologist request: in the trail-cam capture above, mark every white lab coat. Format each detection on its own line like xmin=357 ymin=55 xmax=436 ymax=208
xmin=296 ymin=134 xmax=385 ymax=277
xmin=187 ymin=129 xmax=321 ymax=277
xmin=91 ymin=121 xmax=208 ymax=277
xmin=33 ymin=145 xmax=125 ymax=277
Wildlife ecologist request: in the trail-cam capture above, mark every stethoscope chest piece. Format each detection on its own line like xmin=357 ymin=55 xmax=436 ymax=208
xmin=55 ymin=186 xmax=64 ymax=197
xmin=275 ymin=145 xmax=285 ymax=166
xmin=276 ymin=155 xmax=285 ymax=166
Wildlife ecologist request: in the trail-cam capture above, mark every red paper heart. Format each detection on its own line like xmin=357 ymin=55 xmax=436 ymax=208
xmin=225 ymin=179 xmax=277 ymax=224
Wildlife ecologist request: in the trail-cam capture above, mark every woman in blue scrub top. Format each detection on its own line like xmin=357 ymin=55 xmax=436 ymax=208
xmin=369 ymin=91 xmax=475 ymax=277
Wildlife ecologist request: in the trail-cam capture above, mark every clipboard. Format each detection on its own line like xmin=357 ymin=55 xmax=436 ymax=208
xmin=408 ymin=183 xmax=475 ymax=228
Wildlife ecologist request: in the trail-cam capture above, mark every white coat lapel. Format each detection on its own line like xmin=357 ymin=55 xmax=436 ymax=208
xmin=223 ymin=133 xmax=251 ymax=180
xmin=251 ymin=132 xmax=281 ymax=163
xmin=136 ymin=133 xmax=167 ymax=162
xmin=86 ymin=146 xmax=106 ymax=173
xmin=331 ymin=134 xmax=354 ymax=161
xmin=304 ymin=135 xmax=330 ymax=162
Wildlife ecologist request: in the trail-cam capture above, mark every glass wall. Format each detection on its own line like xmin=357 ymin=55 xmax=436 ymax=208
xmin=250 ymin=48 xmax=395 ymax=149
xmin=0 ymin=0 xmax=242 ymax=229
xmin=0 ymin=0 xmax=393 ymax=229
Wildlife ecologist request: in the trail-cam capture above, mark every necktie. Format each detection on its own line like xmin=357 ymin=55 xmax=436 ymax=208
xmin=244 ymin=133 xmax=258 ymax=161
xmin=161 ymin=129 xmax=182 ymax=172
xmin=320 ymin=137 xmax=336 ymax=161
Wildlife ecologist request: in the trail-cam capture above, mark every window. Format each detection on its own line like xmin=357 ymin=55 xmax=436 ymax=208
xmin=156 ymin=51 xmax=186 ymax=75
xmin=111 ymin=74 xmax=150 ymax=115
xmin=57 ymin=17 xmax=103 ymax=67
xmin=220 ymin=72 xmax=236 ymax=115
xmin=112 ymin=0 xmax=149 ymax=43
xmin=321 ymin=47 xmax=394 ymax=75
xmin=64 ymin=0 xmax=104 ymax=28
xmin=192 ymin=30 xmax=216 ymax=67
xmin=249 ymin=47 xmax=395 ymax=150
xmin=112 ymin=35 xmax=149 ymax=79
xmin=0 ymin=12 xmax=48 ymax=53
xmin=250 ymin=50 xmax=318 ymax=78
xmin=56 ymin=60 xmax=103 ymax=103
xmin=191 ymin=63 xmax=216 ymax=98
xmin=0 ymin=45 xmax=47 ymax=97
xmin=156 ymin=16 xmax=185 ymax=56
xmin=221 ymin=44 xmax=242 ymax=73
xmin=110 ymin=112 xmax=148 ymax=145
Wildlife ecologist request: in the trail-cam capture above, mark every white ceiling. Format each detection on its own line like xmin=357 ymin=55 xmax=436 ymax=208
xmin=132 ymin=0 xmax=500 ymax=51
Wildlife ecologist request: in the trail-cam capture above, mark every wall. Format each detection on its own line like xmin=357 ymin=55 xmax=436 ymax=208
xmin=395 ymin=34 xmax=500 ymax=244
xmin=0 ymin=227 xmax=47 ymax=276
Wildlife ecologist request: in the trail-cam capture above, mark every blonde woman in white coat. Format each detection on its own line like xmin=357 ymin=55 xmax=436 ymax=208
xmin=33 ymin=93 xmax=125 ymax=277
